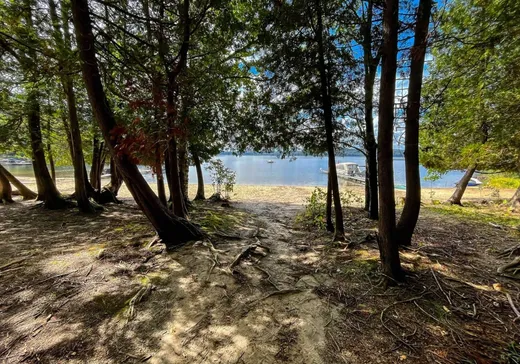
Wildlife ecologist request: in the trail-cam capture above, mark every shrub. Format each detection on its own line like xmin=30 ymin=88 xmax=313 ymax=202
xmin=207 ymin=159 xmax=236 ymax=200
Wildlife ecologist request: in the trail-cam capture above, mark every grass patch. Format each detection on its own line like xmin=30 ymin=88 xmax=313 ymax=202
xmin=425 ymin=204 xmax=520 ymax=228
xmin=198 ymin=209 xmax=244 ymax=233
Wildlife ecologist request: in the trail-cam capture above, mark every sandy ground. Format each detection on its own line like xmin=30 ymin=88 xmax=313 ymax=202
xmin=13 ymin=176 xmax=520 ymax=206
xmin=1 ymin=178 xmax=520 ymax=363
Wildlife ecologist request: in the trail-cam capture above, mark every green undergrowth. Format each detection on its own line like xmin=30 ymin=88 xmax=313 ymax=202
xmin=483 ymin=173 xmax=520 ymax=189
xmin=424 ymin=204 xmax=520 ymax=228
xmin=195 ymin=208 xmax=246 ymax=233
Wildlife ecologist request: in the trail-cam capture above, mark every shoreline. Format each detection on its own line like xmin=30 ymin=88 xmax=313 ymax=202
xmin=9 ymin=176 xmax=518 ymax=205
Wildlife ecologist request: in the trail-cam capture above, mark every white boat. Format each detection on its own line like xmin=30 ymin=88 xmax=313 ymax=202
xmin=321 ymin=162 xmax=365 ymax=184
xmin=267 ymin=160 xmax=274 ymax=164
xmin=468 ymin=178 xmax=483 ymax=186
xmin=289 ymin=156 xmax=297 ymax=162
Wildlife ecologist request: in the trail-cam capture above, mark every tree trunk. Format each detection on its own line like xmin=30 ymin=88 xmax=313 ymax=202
xmin=364 ymin=165 xmax=370 ymax=212
xmin=396 ymin=0 xmax=432 ymax=246
xmin=192 ymin=149 xmax=205 ymax=200
xmin=164 ymin=150 xmax=173 ymax=203
xmin=104 ymin=157 xmax=123 ymax=195
xmin=49 ymin=0 xmax=96 ymax=213
xmin=0 ymin=167 xmax=14 ymax=203
xmin=377 ymin=0 xmax=403 ymax=283
xmin=361 ymin=0 xmax=379 ymax=221
xmin=27 ymin=91 xmax=68 ymax=209
xmin=326 ymin=173 xmax=334 ymax=232
xmin=448 ymin=166 xmax=476 ymax=205
xmin=316 ymin=0 xmax=344 ymax=240
xmin=511 ymin=186 xmax=520 ymax=207
xmin=71 ymin=0 xmax=203 ymax=245
xmin=90 ymin=137 xmax=104 ymax=191
xmin=178 ymin=138 xmax=189 ymax=201
xmin=47 ymin=143 xmax=56 ymax=183
xmin=155 ymin=146 xmax=167 ymax=206
xmin=0 ymin=164 xmax=37 ymax=200
xmin=167 ymin=135 xmax=188 ymax=218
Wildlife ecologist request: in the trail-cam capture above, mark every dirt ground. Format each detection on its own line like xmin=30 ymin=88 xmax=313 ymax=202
xmin=1 ymin=185 xmax=519 ymax=363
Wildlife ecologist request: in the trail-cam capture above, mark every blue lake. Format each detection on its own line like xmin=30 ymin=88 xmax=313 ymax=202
xmin=5 ymin=154 xmax=465 ymax=188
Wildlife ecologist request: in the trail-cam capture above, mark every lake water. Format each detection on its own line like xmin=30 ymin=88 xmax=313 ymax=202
xmin=5 ymin=154 xmax=464 ymax=188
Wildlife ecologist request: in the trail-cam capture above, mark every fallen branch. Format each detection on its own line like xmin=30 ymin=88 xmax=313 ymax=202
xmin=254 ymin=288 xmax=304 ymax=303
xmin=431 ymin=268 xmax=453 ymax=306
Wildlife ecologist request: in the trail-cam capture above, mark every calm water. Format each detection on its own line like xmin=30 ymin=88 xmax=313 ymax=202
xmin=5 ymin=154 xmax=465 ymax=188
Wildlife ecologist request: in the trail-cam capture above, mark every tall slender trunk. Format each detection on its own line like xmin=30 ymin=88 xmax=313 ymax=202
xmin=155 ymin=146 xmax=167 ymax=206
xmin=178 ymin=138 xmax=189 ymax=201
xmin=0 ymin=164 xmax=37 ymax=200
xmin=326 ymin=174 xmax=334 ymax=232
xmin=49 ymin=0 xmax=95 ymax=213
xmin=71 ymin=0 xmax=202 ymax=245
xmin=27 ymin=91 xmax=67 ymax=209
xmin=316 ymin=0 xmax=344 ymax=240
xmin=164 ymin=150 xmax=173 ymax=203
xmin=396 ymin=0 xmax=432 ymax=245
xmin=377 ymin=0 xmax=403 ymax=283
xmin=448 ymin=166 xmax=476 ymax=205
xmin=192 ymin=149 xmax=205 ymax=200
xmin=47 ymin=143 xmax=56 ymax=183
xmin=0 ymin=167 xmax=14 ymax=203
xmin=167 ymin=135 xmax=187 ymax=217
xmin=90 ymin=137 xmax=105 ymax=191
xmin=105 ymin=157 xmax=123 ymax=195
xmin=364 ymin=166 xmax=370 ymax=212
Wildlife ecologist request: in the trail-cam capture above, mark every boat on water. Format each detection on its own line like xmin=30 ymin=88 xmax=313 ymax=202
xmin=321 ymin=162 xmax=365 ymax=184
xmin=467 ymin=178 xmax=483 ymax=187
xmin=289 ymin=156 xmax=297 ymax=162
xmin=267 ymin=160 xmax=275 ymax=164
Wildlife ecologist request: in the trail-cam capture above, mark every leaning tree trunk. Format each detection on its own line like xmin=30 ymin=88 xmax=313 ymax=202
xmin=0 ymin=167 xmax=14 ymax=203
xmin=511 ymin=186 xmax=520 ymax=207
xmin=90 ymin=137 xmax=105 ymax=191
xmin=0 ymin=164 xmax=37 ymax=200
xmin=192 ymin=149 xmax=205 ymax=200
xmin=377 ymin=0 xmax=403 ymax=284
xmin=448 ymin=166 xmax=476 ymax=205
xmin=47 ymin=142 xmax=56 ymax=183
xmin=316 ymin=0 xmax=344 ymax=240
xmin=396 ymin=0 xmax=432 ymax=246
xmin=71 ymin=0 xmax=203 ymax=245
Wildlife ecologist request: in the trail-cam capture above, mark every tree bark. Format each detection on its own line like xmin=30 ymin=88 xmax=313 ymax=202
xmin=164 ymin=150 xmax=173 ymax=203
xmin=0 ymin=167 xmax=14 ymax=203
xmin=27 ymin=91 xmax=68 ymax=209
xmin=316 ymin=0 xmax=344 ymax=240
xmin=90 ymin=137 xmax=104 ymax=191
xmin=0 ymin=164 xmax=37 ymax=200
xmin=71 ymin=0 xmax=203 ymax=245
xmin=47 ymin=142 xmax=56 ymax=183
xmin=167 ymin=136 xmax=188 ymax=217
xmin=178 ymin=137 xmax=189 ymax=201
xmin=396 ymin=0 xmax=432 ymax=246
xmin=155 ymin=146 xmax=167 ymax=206
xmin=326 ymin=173 xmax=334 ymax=232
xmin=104 ymin=157 xmax=123 ymax=195
xmin=49 ymin=0 xmax=96 ymax=213
xmin=448 ymin=166 xmax=476 ymax=205
xmin=192 ymin=149 xmax=205 ymax=200
xmin=511 ymin=186 xmax=520 ymax=207
xmin=361 ymin=0 xmax=379 ymax=221
xmin=377 ymin=0 xmax=403 ymax=283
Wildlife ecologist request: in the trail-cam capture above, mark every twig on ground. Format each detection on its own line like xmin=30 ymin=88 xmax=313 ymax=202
xmin=0 ymin=257 xmax=27 ymax=271
xmin=431 ymin=268 xmax=453 ymax=306
xmin=253 ymin=265 xmax=281 ymax=291
xmin=127 ymin=284 xmax=152 ymax=320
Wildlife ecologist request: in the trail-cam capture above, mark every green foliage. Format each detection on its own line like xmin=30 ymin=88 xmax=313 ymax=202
xmin=207 ymin=159 xmax=236 ymax=200
xmin=425 ymin=204 xmax=520 ymax=229
xmin=296 ymin=187 xmax=362 ymax=230
xmin=421 ymin=0 xmax=520 ymax=174
xmin=485 ymin=174 xmax=520 ymax=189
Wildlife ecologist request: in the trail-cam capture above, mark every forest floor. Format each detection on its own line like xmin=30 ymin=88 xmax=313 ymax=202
xmin=1 ymin=185 xmax=520 ymax=363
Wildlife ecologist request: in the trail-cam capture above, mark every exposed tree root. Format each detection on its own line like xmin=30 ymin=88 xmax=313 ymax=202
xmin=497 ymin=256 xmax=520 ymax=277
xmin=228 ymin=244 xmax=269 ymax=273
xmin=127 ymin=284 xmax=153 ymax=321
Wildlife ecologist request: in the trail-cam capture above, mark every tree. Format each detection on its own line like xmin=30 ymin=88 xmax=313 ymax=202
xmin=395 ymin=0 xmax=433 ymax=245
xmin=421 ymin=0 xmax=520 ymax=206
xmin=377 ymin=0 xmax=404 ymax=283
xmin=71 ymin=0 xmax=203 ymax=245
